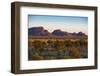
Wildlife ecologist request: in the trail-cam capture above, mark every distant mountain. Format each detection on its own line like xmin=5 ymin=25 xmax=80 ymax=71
xmin=28 ymin=27 xmax=50 ymax=36
xmin=77 ymin=32 xmax=86 ymax=36
xmin=52 ymin=29 xmax=68 ymax=36
xmin=28 ymin=27 xmax=87 ymax=37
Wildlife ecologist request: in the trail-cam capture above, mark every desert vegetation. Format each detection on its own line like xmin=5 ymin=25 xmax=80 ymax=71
xmin=28 ymin=38 xmax=88 ymax=60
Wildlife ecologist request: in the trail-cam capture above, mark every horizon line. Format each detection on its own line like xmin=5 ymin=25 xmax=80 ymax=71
xmin=28 ymin=26 xmax=88 ymax=35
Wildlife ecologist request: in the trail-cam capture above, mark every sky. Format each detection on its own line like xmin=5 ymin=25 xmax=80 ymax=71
xmin=28 ymin=15 xmax=88 ymax=35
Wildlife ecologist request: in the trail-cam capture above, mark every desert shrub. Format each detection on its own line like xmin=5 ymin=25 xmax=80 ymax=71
xmin=63 ymin=56 xmax=70 ymax=59
xmin=33 ymin=40 xmax=43 ymax=51
xmin=54 ymin=40 xmax=65 ymax=51
xmin=74 ymin=40 xmax=80 ymax=46
xmin=79 ymin=39 xmax=87 ymax=47
xmin=64 ymin=40 xmax=73 ymax=47
xmin=69 ymin=47 xmax=80 ymax=58
xmin=28 ymin=39 xmax=33 ymax=48
xmin=32 ymin=55 xmax=44 ymax=60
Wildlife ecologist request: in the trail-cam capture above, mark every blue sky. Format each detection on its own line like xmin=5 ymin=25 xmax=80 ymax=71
xmin=28 ymin=15 xmax=88 ymax=35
